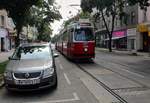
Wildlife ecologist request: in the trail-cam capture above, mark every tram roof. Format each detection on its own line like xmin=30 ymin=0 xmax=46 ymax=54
xmin=67 ymin=20 xmax=93 ymax=29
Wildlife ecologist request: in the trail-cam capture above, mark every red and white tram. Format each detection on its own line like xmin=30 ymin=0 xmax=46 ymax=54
xmin=56 ymin=20 xmax=95 ymax=59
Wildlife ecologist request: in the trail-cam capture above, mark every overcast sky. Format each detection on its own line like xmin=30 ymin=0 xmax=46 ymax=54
xmin=51 ymin=0 xmax=81 ymax=37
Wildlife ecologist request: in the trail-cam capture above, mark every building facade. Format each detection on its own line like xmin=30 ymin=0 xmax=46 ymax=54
xmin=0 ymin=10 xmax=15 ymax=52
xmin=93 ymin=2 xmax=150 ymax=52
xmin=21 ymin=25 xmax=38 ymax=43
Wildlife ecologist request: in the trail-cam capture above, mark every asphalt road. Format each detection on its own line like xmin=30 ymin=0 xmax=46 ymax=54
xmin=1 ymin=49 xmax=150 ymax=103
xmin=93 ymin=50 xmax=150 ymax=103
xmin=0 ymin=52 xmax=100 ymax=103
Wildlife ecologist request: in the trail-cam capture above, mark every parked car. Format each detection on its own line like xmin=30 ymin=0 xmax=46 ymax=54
xmin=4 ymin=43 xmax=59 ymax=91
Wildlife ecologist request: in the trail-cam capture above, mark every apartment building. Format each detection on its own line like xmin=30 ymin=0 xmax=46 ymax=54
xmin=0 ymin=9 xmax=15 ymax=51
xmin=94 ymin=2 xmax=150 ymax=52
xmin=21 ymin=25 xmax=38 ymax=44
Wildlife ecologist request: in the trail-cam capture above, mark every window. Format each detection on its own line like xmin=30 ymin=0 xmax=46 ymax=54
xmin=74 ymin=28 xmax=94 ymax=41
xmin=115 ymin=17 xmax=118 ymax=27
xmin=143 ymin=9 xmax=147 ymax=22
xmin=12 ymin=46 xmax=51 ymax=60
xmin=131 ymin=12 xmax=135 ymax=24
xmin=62 ymin=30 xmax=68 ymax=41
xmin=1 ymin=16 xmax=4 ymax=26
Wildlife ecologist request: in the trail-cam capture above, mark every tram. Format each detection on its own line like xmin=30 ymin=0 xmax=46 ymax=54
xmin=56 ymin=19 xmax=95 ymax=59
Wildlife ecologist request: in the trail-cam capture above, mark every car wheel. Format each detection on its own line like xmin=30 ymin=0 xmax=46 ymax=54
xmin=52 ymin=75 xmax=58 ymax=89
xmin=5 ymin=87 xmax=13 ymax=93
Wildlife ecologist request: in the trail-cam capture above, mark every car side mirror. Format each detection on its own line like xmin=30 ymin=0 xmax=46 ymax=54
xmin=8 ymin=56 xmax=12 ymax=60
xmin=54 ymin=53 xmax=59 ymax=58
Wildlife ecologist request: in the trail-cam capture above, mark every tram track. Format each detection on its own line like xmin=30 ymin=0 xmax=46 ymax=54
xmin=75 ymin=63 xmax=128 ymax=103
xmin=95 ymin=56 xmax=149 ymax=87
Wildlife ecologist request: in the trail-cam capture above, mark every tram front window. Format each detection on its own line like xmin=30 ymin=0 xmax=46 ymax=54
xmin=74 ymin=28 xmax=94 ymax=41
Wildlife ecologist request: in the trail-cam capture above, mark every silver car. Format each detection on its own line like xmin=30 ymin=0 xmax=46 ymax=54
xmin=4 ymin=43 xmax=58 ymax=91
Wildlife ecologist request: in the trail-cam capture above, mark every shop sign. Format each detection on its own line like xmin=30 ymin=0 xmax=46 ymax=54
xmin=113 ymin=30 xmax=126 ymax=37
xmin=137 ymin=24 xmax=148 ymax=32
xmin=148 ymin=32 xmax=150 ymax=37
xmin=127 ymin=28 xmax=136 ymax=36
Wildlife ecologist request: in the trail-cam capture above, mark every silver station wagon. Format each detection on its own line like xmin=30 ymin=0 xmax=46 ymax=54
xmin=4 ymin=43 xmax=58 ymax=91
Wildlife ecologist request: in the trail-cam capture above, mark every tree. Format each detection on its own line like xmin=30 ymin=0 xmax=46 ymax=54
xmin=63 ymin=11 xmax=90 ymax=28
xmin=81 ymin=0 xmax=150 ymax=52
xmin=0 ymin=0 xmax=42 ymax=47
xmin=29 ymin=0 xmax=62 ymax=41
xmin=0 ymin=0 xmax=61 ymax=46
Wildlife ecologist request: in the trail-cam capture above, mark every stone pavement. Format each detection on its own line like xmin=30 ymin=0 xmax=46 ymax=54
xmin=96 ymin=47 xmax=150 ymax=57
xmin=0 ymin=49 xmax=14 ymax=63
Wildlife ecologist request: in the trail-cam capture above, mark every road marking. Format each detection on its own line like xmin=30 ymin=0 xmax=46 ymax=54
xmin=59 ymin=64 xmax=63 ymax=70
xmin=96 ymin=58 xmax=145 ymax=78
xmin=64 ymin=73 xmax=71 ymax=85
xmin=26 ymin=92 xmax=80 ymax=103
xmin=119 ymin=68 xmax=145 ymax=78
xmin=81 ymin=78 xmax=120 ymax=103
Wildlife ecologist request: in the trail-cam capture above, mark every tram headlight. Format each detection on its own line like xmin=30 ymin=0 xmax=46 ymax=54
xmin=84 ymin=48 xmax=88 ymax=52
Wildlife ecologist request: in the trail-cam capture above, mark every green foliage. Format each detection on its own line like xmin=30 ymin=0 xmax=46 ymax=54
xmin=0 ymin=0 xmax=43 ymax=47
xmin=37 ymin=22 xmax=52 ymax=42
xmin=0 ymin=61 xmax=8 ymax=74
xmin=0 ymin=0 xmax=61 ymax=45
xmin=79 ymin=11 xmax=90 ymax=19
xmin=51 ymin=35 xmax=59 ymax=43
xmin=63 ymin=11 xmax=90 ymax=28
xmin=81 ymin=0 xmax=150 ymax=52
xmin=127 ymin=0 xmax=149 ymax=9
xmin=29 ymin=1 xmax=62 ymax=42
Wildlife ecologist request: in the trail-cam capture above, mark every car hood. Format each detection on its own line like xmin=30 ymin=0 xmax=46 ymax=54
xmin=6 ymin=59 xmax=53 ymax=72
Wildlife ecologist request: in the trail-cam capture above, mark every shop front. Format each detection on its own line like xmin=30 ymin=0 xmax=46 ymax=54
xmin=127 ymin=28 xmax=136 ymax=50
xmin=137 ymin=23 xmax=150 ymax=52
xmin=95 ymin=30 xmax=108 ymax=48
xmin=0 ymin=28 xmax=10 ymax=52
xmin=112 ymin=29 xmax=127 ymax=49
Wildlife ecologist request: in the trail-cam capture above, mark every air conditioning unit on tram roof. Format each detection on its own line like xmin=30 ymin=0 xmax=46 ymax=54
xmin=78 ymin=19 xmax=90 ymax=23
xmin=68 ymin=19 xmax=93 ymax=29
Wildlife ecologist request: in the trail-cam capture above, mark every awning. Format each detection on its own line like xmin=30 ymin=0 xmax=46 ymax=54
xmin=104 ymin=36 xmax=126 ymax=41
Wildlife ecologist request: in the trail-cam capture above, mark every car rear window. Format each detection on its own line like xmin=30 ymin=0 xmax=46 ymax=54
xmin=12 ymin=46 xmax=52 ymax=60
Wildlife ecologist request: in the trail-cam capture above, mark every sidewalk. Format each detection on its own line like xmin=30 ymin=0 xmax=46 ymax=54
xmin=96 ymin=47 xmax=150 ymax=57
xmin=0 ymin=49 xmax=14 ymax=88
xmin=0 ymin=49 xmax=14 ymax=63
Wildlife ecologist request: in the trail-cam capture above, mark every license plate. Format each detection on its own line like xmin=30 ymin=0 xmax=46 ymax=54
xmin=15 ymin=79 xmax=40 ymax=85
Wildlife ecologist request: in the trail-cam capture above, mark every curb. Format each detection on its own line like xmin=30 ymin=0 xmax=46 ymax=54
xmin=0 ymin=74 xmax=4 ymax=88
xmin=96 ymin=48 xmax=143 ymax=56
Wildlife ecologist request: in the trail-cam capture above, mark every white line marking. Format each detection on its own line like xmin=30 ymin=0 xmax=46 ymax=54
xmin=96 ymin=59 xmax=145 ymax=78
xmin=120 ymin=68 xmax=145 ymax=78
xmin=59 ymin=64 xmax=63 ymax=70
xmin=26 ymin=92 xmax=80 ymax=103
xmin=64 ymin=73 xmax=71 ymax=85
xmin=73 ymin=92 xmax=80 ymax=100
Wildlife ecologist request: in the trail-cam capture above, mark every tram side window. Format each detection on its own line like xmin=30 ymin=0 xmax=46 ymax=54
xmin=74 ymin=28 xmax=94 ymax=41
xmin=68 ymin=29 xmax=73 ymax=42
xmin=62 ymin=31 xmax=68 ymax=42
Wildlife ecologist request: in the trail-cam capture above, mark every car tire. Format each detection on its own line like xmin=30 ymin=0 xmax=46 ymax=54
xmin=52 ymin=76 xmax=58 ymax=89
xmin=5 ymin=87 xmax=13 ymax=93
